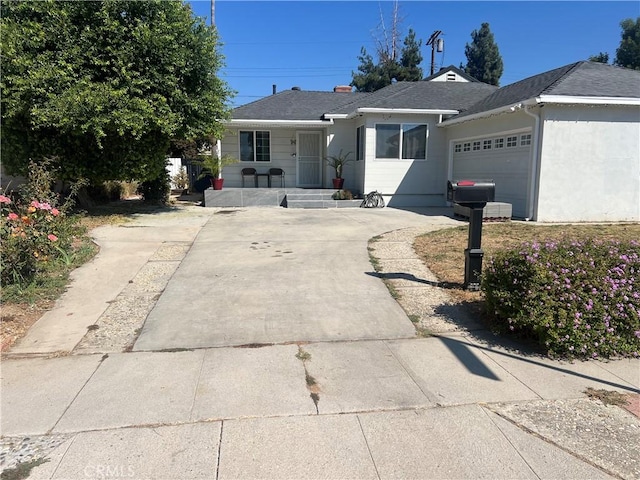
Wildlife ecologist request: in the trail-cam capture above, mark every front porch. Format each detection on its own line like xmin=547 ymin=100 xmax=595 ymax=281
xmin=203 ymin=188 xmax=362 ymax=209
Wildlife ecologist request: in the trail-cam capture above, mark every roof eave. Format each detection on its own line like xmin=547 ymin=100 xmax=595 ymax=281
xmin=439 ymin=101 xmax=534 ymax=127
xmin=356 ymin=107 xmax=460 ymax=116
xmin=226 ymin=119 xmax=334 ymax=128
xmin=537 ymin=95 xmax=640 ymax=106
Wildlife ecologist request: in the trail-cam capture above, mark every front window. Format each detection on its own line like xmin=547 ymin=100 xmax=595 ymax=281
xmin=240 ymin=131 xmax=271 ymax=162
xmin=375 ymin=123 xmax=427 ymax=160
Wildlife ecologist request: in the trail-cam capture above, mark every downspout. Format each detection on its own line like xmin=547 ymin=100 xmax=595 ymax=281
xmin=523 ymin=104 xmax=541 ymax=221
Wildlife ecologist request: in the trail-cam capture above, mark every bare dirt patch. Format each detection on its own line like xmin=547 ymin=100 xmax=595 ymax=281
xmin=1 ymin=301 xmax=52 ymax=352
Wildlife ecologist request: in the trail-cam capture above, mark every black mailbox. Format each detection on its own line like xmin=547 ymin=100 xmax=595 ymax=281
xmin=447 ymin=180 xmax=495 ymax=205
xmin=446 ymin=179 xmax=496 ymax=291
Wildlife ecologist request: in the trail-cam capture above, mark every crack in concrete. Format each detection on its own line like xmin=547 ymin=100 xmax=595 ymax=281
xmin=296 ymin=345 xmax=320 ymax=414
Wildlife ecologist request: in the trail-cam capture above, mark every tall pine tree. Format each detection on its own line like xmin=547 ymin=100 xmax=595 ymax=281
xmin=464 ymin=23 xmax=504 ymax=86
xmin=614 ymin=17 xmax=640 ymax=70
xmin=351 ymin=28 xmax=423 ymax=92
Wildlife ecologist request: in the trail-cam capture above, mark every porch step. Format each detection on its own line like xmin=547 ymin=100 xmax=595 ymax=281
xmin=286 ymin=199 xmax=362 ymax=209
xmin=284 ymin=189 xmax=361 ymax=209
xmin=202 ymin=188 xmax=362 ymax=208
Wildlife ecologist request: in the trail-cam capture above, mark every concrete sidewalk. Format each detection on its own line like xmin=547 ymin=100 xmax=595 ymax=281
xmin=1 ymin=206 xmax=639 ymax=480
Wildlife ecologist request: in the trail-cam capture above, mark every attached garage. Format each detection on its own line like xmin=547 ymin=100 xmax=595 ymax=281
xmin=451 ymin=130 xmax=532 ymax=218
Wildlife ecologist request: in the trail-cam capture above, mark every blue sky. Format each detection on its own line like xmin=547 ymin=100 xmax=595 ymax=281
xmin=186 ymin=1 xmax=639 ymax=107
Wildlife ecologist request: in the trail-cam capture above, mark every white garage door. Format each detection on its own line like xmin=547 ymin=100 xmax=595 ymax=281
xmin=451 ymin=132 xmax=532 ymax=218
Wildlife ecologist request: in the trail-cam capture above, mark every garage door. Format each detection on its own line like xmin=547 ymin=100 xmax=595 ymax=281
xmin=451 ymin=132 xmax=532 ymax=218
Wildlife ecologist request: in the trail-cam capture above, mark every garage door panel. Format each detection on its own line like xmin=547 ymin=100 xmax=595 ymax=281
xmin=452 ymin=142 xmax=531 ymax=218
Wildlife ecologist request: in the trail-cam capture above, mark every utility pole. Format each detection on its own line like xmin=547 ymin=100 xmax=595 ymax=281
xmin=426 ymin=30 xmax=443 ymax=75
xmin=211 ymin=0 xmax=215 ymax=26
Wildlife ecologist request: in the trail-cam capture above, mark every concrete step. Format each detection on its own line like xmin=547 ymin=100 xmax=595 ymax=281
xmin=286 ymin=199 xmax=362 ymax=209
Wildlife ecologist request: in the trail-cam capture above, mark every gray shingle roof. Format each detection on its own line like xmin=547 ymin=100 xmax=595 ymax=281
xmin=452 ymin=61 xmax=640 ymax=120
xmin=231 ymin=90 xmax=369 ymax=121
xmin=230 ymin=62 xmax=639 ymax=123
xmin=326 ymin=81 xmax=497 ymax=114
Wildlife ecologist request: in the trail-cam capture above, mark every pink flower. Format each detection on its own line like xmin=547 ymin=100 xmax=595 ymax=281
xmin=51 ymin=208 xmax=60 ymax=216
xmin=47 ymin=234 xmax=58 ymax=242
xmin=39 ymin=202 xmax=52 ymax=211
xmin=30 ymin=200 xmax=40 ymax=208
xmin=0 ymin=195 xmax=11 ymax=204
xmin=7 ymin=212 xmax=19 ymax=220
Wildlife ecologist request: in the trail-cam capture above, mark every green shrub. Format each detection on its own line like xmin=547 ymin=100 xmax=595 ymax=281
xmin=482 ymin=238 xmax=640 ymax=359
xmin=137 ymin=170 xmax=170 ymax=204
xmin=332 ymin=189 xmax=354 ymax=200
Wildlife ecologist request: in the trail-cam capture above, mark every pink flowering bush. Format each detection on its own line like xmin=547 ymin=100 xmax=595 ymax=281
xmin=482 ymin=238 xmax=640 ymax=359
xmin=1 ymin=162 xmax=87 ymax=287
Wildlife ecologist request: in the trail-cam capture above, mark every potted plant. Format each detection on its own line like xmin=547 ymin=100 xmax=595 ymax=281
xmin=171 ymin=166 xmax=190 ymax=195
xmin=193 ymin=154 xmax=238 ymax=190
xmin=325 ymin=149 xmax=353 ymax=189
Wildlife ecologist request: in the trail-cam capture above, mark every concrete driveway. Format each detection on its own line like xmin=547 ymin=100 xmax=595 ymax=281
xmin=134 ymin=207 xmax=461 ymax=350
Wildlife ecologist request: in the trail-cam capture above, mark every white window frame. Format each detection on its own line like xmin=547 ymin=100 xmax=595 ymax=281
xmin=483 ymin=139 xmax=492 ymax=150
xmin=494 ymin=138 xmax=504 ymax=149
xmin=472 ymin=141 xmax=481 ymax=151
xmin=374 ymin=123 xmax=428 ymax=160
xmin=239 ymin=130 xmax=271 ymax=162
xmin=454 ymin=143 xmax=462 ymax=153
xmin=506 ymin=136 xmax=518 ymax=147
xmin=463 ymin=142 xmax=471 ymax=152
xmin=520 ymin=133 xmax=532 ymax=146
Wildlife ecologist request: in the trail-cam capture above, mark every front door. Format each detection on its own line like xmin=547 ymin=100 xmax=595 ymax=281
xmin=296 ymin=132 xmax=322 ymax=187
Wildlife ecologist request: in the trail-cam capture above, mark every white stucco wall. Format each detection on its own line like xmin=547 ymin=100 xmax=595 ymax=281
xmin=536 ymin=104 xmax=640 ymax=222
xmin=326 ymin=120 xmax=359 ymax=191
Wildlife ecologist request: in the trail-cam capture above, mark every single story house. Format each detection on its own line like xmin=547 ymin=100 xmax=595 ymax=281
xmin=219 ymin=62 xmax=640 ymax=222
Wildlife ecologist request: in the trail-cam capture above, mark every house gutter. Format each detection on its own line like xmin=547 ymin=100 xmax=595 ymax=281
xmin=537 ymin=95 xmax=640 ymax=106
xmin=325 ymin=107 xmax=459 ymax=120
xmin=440 ymin=95 xmax=640 ymax=128
xmin=522 ymin=102 xmax=541 ymax=221
xmin=226 ymin=119 xmax=334 ymax=128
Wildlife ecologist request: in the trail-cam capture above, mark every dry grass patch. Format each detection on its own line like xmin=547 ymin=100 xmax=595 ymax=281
xmin=414 ymin=222 xmax=640 ymax=315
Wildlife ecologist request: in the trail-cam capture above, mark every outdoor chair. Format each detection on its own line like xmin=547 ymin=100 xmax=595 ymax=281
xmin=241 ymin=167 xmax=257 ymax=187
xmin=268 ymin=168 xmax=285 ymax=188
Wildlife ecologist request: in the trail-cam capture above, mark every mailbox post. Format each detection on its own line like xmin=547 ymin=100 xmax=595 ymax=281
xmin=447 ymin=180 xmax=495 ymax=290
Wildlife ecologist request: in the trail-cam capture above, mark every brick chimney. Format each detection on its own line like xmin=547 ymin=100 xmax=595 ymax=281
xmin=333 ymin=85 xmax=353 ymax=93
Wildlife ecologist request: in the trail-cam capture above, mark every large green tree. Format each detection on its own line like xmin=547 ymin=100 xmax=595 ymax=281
xmin=614 ymin=17 xmax=640 ymax=70
xmin=1 ymin=0 xmax=233 ymax=183
xmin=351 ymin=28 xmax=423 ymax=92
xmin=463 ymin=22 xmax=503 ymax=86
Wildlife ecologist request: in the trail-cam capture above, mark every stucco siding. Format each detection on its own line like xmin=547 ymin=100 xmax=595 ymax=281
xmin=536 ymin=105 xmax=640 ymax=222
xmin=326 ymin=120 xmax=359 ymax=191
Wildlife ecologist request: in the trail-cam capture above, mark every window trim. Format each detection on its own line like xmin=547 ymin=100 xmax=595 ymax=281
xmin=374 ymin=122 xmax=428 ymax=161
xmin=356 ymin=125 xmax=365 ymax=161
xmin=239 ymin=130 xmax=272 ymax=162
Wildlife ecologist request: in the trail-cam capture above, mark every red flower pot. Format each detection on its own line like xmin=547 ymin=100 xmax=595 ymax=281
xmin=212 ymin=178 xmax=224 ymax=190
xmin=332 ymin=178 xmax=344 ymax=189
